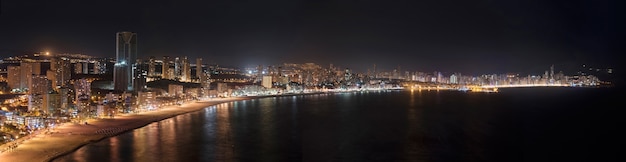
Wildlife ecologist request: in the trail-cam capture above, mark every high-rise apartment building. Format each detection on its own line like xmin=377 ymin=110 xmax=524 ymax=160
xmin=162 ymin=56 xmax=171 ymax=80
xmin=168 ymin=84 xmax=184 ymax=96
xmin=114 ymin=31 xmax=137 ymax=92
xmin=93 ymin=60 xmax=106 ymax=74
xmin=137 ymin=90 xmax=156 ymax=110
xmin=173 ymin=57 xmax=182 ymax=80
xmin=182 ymin=56 xmax=191 ymax=82
xmin=20 ymin=62 xmax=34 ymax=89
xmin=7 ymin=66 xmax=21 ymax=90
xmin=75 ymin=78 xmax=91 ymax=103
xmin=50 ymin=57 xmax=71 ymax=90
xmin=43 ymin=91 xmax=61 ymax=115
xmin=74 ymin=62 xmax=88 ymax=74
xmin=28 ymin=75 xmax=50 ymax=95
xmin=195 ymin=58 xmax=203 ymax=79
xmin=262 ymin=76 xmax=273 ymax=88
xmin=148 ymin=56 xmax=156 ymax=77
xmin=133 ymin=59 xmax=147 ymax=91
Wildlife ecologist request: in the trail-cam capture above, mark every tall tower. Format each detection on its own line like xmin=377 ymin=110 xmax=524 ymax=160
xmin=114 ymin=31 xmax=138 ymax=92
xmin=182 ymin=56 xmax=191 ymax=82
xmin=148 ymin=56 xmax=156 ymax=77
xmin=134 ymin=59 xmax=147 ymax=91
xmin=195 ymin=58 xmax=203 ymax=79
xmin=256 ymin=64 xmax=263 ymax=83
xmin=7 ymin=66 xmax=20 ymax=90
xmin=550 ymin=64 xmax=554 ymax=80
xmin=162 ymin=56 xmax=170 ymax=80
xmin=373 ymin=64 xmax=377 ymax=78
xmin=174 ymin=57 xmax=181 ymax=80
xmin=50 ymin=57 xmax=71 ymax=90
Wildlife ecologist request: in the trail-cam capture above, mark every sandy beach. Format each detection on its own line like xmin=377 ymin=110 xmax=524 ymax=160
xmin=0 ymin=97 xmax=251 ymax=162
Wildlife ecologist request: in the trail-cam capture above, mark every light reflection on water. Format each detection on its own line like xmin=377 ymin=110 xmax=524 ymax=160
xmin=53 ymin=88 xmax=618 ymax=162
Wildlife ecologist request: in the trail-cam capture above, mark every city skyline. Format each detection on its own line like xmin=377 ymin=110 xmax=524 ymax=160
xmin=0 ymin=49 xmax=614 ymax=81
xmin=0 ymin=1 xmax=621 ymax=161
xmin=0 ymin=0 xmax=623 ymax=75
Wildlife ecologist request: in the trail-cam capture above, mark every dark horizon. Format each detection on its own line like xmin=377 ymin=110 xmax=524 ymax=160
xmin=1 ymin=0 xmax=623 ymax=75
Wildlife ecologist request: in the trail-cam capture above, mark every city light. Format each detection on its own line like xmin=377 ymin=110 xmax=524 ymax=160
xmin=0 ymin=33 xmax=611 ymax=161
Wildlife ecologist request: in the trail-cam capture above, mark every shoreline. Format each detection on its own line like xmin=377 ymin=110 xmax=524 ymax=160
xmin=0 ymin=90 xmax=338 ymax=162
xmin=0 ymin=97 xmax=251 ymax=162
xmin=0 ymin=86 xmax=596 ymax=161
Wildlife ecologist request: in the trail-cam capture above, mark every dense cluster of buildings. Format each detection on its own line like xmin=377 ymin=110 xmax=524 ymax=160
xmin=0 ymin=31 xmax=610 ymax=144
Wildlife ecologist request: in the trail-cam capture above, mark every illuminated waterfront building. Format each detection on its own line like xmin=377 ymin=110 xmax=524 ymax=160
xmin=137 ymin=90 xmax=156 ymax=110
xmin=344 ymin=68 xmax=352 ymax=81
xmin=256 ymin=65 xmax=263 ymax=82
xmin=196 ymin=58 xmax=210 ymax=97
xmin=168 ymin=84 xmax=184 ymax=97
xmin=217 ymin=83 xmax=228 ymax=93
xmin=450 ymin=74 xmax=458 ymax=84
xmin=262 ymin=75 xmax=273 ymax=88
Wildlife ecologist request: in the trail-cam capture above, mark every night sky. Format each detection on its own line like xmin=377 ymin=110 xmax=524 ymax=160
xmin=0 ymin=0 xmax=624 ymax=75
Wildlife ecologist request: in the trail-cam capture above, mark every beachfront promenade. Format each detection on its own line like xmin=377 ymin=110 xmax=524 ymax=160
xmin=0 ymin=97 xmax=249 ymax=162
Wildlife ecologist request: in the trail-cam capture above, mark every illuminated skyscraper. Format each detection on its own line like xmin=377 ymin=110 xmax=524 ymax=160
xmin=74 ymin=78 xmax=91 ymax=103
xmin=50 ymin=57 xmax=71 ymax=90
xmin=195 ymin=58 xmax=210 ymax=98
xmin=20 ymin=61 xmax=34 ymax=89
xmin=182 ymin=56 xmax=191 ymax=82
xmin=29 ymin=75 xmax=50 ymax=95
xmin=373 ymin=64 xmax=377 ymax=78
xmin=133 ymin=59 xmax=148 ymax=91
xmin=195 ymin=58 xmax=203 ymax=79
xmin=162 ymin=56 xmax=171 ymax=80
xmin=550 ymin=65 xmax=554 ymax=80
xmin=256 ymin=64 xmax=263 ymax=82
xmin=262 ymin=75 xmax=273 ymax=88
xmin=114 ymin=31 xmax=137 ymax=92
xmin=174 ymin=57 xmax=181 ymax=80
xmin=450 ymin=74 xmax=458 ymax=84
xmin=73 ymin=61 xmax=88 ymax=74
xmin=93 ymin=60 xmax=106 ymax=74
xmin=43 ymin=91 xmax=60 ymax=115
xmin=344 ymin=68 xmax=352 ymax=81
xmin=7 ymin=66 xmax=20 ymax=90
xmin=137 ymin=90 xmax=156 ymax=110
xmin=148 ymin=56 xmax=156 ymax=77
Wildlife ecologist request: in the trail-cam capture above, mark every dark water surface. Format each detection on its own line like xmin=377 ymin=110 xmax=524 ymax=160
xmin=54 ymin=87 xmax=622 ymax=162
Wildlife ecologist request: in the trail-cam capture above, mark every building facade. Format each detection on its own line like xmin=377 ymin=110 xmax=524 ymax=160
xmin=114 ymin=31 xmax=138 ymax=92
